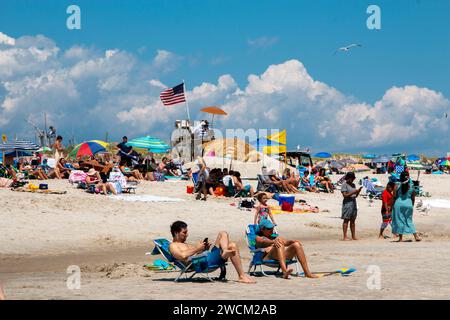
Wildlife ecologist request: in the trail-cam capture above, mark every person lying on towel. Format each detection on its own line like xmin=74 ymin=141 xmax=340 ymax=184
xmin=169 ymin=220 xmax=255 ymax=284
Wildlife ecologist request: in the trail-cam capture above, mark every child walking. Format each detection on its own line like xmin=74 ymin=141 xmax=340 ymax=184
xmin=254 ymin=193 xmax=276 ymax=226
xmin=379 ymin=181 xmax=395 ymax=239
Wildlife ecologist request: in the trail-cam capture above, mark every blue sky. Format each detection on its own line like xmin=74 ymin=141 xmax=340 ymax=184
xmin=0 ymin=0 xmax=449 ymax=154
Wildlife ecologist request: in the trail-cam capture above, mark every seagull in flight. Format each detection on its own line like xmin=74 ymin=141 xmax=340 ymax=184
xmin=334 ymin=44 xmax=362 ymax=55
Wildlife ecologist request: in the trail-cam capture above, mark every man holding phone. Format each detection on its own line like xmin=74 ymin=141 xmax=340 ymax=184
xmin=169 ymin=221 xmax=255 ymax=284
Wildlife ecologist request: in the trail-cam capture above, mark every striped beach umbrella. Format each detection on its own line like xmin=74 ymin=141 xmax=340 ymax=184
xmin=126 ymin=136 xmax=171 ymax=154
xmin=69 ymin=140 xmax=109 ymax=158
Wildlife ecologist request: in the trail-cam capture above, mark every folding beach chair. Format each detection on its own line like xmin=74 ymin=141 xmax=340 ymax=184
xmin=191 ymin=171 xmax=200 ymax=192
xmin=108 ymin=171 xmax=137 ymax=194
xmin=149 ymin=238 xmax=226 ymax=282
xmin=361 ymin=178 xmax=383 ymax=199
xmin=245 ymin=224 xmax=300 ymax=277
xmin=256 ymin=174 xmax=280 ymax=193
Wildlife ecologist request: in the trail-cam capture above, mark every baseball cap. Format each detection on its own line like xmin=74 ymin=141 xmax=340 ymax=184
xmin=259 ymin=219 xmax=275 ymax=230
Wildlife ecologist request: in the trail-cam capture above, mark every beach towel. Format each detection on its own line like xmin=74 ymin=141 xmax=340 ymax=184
xmin=269 ymin=205 xmax=318 ymax=215
xmin=108 ymin=171 xmax=129 ymax=189
xmin=299 ymin=267 xmax=356 ymax=278
xmin=69 ymin=170 xmax=88 ymax=184
xmin=144 ymin=259 xmax=175 ymax=271
xmin=111 ymin=195 xmax=184 ymax=202
xmin=419 ymin=199 xmax=450 ymax=209
xmin=12 ymin=187 xmax=67 ymax=194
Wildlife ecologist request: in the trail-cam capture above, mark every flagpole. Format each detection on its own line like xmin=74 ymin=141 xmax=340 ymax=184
xmin=182 ymin=80 xmax=191 ymax=122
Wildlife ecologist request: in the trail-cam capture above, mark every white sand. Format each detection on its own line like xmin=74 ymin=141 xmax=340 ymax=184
xmin=1 ymin=172 xmax=450 ymax=299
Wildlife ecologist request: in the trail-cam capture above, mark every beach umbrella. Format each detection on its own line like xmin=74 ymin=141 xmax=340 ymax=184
xmin=439 ymin=160 xmax=450 ymax=166
xmin=69 ymin=140 xmax=109 ymax=158
xmin=330 ymin=160 xmax=345 ymax=170
xmin=362 ymin=154 xmax=378 ymax=159
xmin=340 ymin=158 xmax=358 ymax=165
xmin=314 ymin=152 xmax=332 ymax=159
xmin=373 ymin=156 xmax=390 ymax=164
xmin=342 ymin=164 xmax=371 ymax=173
xmin=407 ymin=154 xmax=420 ymax=162
xmin=38 ymin=146 xmax=52 ymax=153
xmin=407 ymin=162 xmax=426 ymax=170
xmin=200 ymin=106 xmax=227 ymax=128
xmin=126 ymin=136 xmax=171 ymax=154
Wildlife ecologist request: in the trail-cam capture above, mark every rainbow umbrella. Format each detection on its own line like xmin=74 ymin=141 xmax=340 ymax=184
xmin=440 ymin=160 xmax=450 ymax=166
xmin=69 ymin=140 xmax=109 ymax=158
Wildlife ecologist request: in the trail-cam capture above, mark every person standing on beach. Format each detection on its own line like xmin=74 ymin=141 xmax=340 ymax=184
xmin=379 ymin=181 xmax=395 ymax=239
xmin=340 ymin=172 xmax=362 ymax=241
xmin=52 ymin=135 xmax=64 ymax=163
xmin=391 ymin=172 xmax=421 ymax=242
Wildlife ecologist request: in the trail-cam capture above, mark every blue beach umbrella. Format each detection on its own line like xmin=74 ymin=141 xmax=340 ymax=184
xmin=406 ymin=154 xmax=420 ymax=162
xmin=314 ymin=152 xmax=332 ymax=159
xmin=362 ymin=154 xmax=378 ymax=159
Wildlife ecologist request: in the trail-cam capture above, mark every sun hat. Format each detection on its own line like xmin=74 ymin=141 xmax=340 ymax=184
xmin=87 ymin=168 xmax=97 ymax=176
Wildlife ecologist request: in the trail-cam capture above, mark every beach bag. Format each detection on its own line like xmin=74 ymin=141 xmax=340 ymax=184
xmin=154 ymin=172 xmax=165 ymax=181
xmin=214 ymin=186 xmax=225 ymax=196
xmin=87 ymin=184 xmax=96 ymax=194
xmin=239 ymin=199 xmax=255 ymax=209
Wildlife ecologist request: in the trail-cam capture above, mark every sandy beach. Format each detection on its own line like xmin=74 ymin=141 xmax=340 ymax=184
xmin=1 ymin=171 xmax=450 ymax=300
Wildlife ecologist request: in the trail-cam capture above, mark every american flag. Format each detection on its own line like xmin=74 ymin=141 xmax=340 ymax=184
xmin=160 ymin=83 xmax=186 ymax=106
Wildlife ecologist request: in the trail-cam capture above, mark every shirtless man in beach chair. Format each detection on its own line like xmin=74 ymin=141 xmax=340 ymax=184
xmin=169 ymin=221 xmax=256 ymax=284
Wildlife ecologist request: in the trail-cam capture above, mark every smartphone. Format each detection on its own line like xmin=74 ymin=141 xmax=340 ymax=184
xmin=203 ymin=237 xmax=208 ymax=243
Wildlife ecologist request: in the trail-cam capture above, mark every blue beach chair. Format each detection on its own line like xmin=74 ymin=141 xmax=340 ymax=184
xmin=245 ymin=224 xmax=300 ymax=277
xmin=149 ymin=238 xmax=226 ymax=282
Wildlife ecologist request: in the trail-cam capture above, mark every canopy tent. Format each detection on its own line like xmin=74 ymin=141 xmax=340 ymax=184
xmin=126 ymin=136 xmax=171 ymax=154
xmin=0 ymin=140 xmax=40 ymax=152
xmin=5 ymin=151 xmax=32 ymax=157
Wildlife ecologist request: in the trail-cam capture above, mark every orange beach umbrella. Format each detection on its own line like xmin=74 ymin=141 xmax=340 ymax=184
xmin=200 ymin=106 xmax=227 ymax=128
